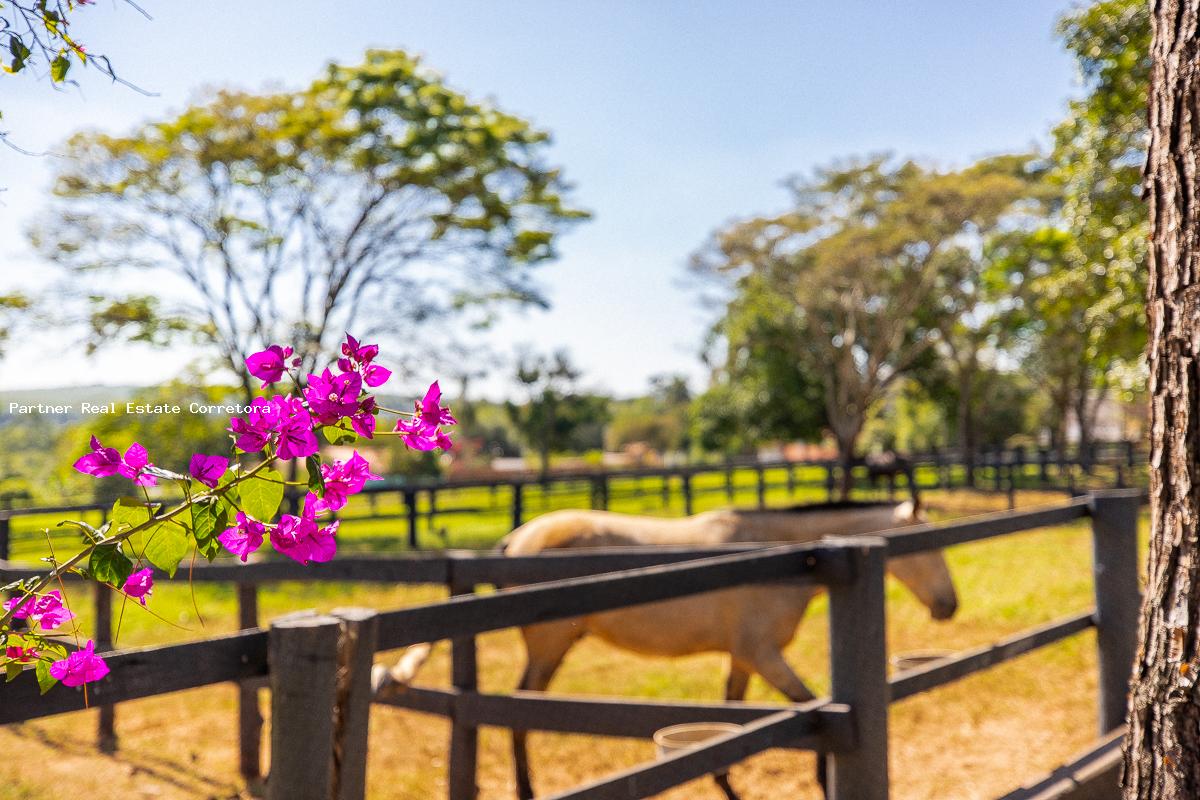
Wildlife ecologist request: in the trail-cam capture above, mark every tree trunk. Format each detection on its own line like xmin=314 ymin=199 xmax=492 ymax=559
xmin=1124 ymin=3 xmax=1200 ymax=794
xmin=957 ymin=367 xmax=977 ymax=488
xmin=834 ymin=429 xmax=860 ymax=502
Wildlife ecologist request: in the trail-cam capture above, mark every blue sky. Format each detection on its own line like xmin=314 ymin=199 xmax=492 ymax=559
xmin=0 ymin=0 xmax=1079 ymax=398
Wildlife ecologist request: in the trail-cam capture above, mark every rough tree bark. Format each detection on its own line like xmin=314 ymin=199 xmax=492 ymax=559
xmin=1124 ymin=2 xmax=1200 ymax=795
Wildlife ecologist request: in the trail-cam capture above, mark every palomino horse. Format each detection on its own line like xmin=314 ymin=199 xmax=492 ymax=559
xmin=385 ymin=500 xmax=958 ymax=799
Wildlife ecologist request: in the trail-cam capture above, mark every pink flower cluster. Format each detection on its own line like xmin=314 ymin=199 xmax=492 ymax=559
xmin=73 ymin=437 xmax=157 ymax=486
xmin=230 ymin=395 xmax=319 ymax=459
xmin=27 ymin=333 xmax=455 ymax=692
xmin=217 ymin=451 xmax=380 ymax=564
xmin=4 ymin=591 xmax=108 ymax=686
xmin=5 ymin=590 xmax=74 ymax=630
xmin=395 ymin=382 xmax=456 ymax=451
xmin=50 ymin=640 xmax=110 ymax=687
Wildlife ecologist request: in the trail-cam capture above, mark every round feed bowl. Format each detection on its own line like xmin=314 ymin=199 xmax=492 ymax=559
xmin=653 ymin=722 xmax=743 ymax=759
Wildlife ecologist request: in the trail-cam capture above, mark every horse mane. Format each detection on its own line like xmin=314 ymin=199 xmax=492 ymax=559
xmin=737 ymin=499 xmax=898 ymax=514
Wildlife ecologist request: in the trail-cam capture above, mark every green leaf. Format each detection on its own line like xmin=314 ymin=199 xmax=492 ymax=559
xmin=6 ymin=661 xmax=23 ymax=682
xmin=57 ymin=519 xmax=101 ymax=543
xmin=322 ymin=425 xmax=357 ymax=445
xmin=142 ymin=523 xmax=189 ymax=578
xmin=237 ymin=469 xmax=284 ymax=522
xmin=90 ymin=543 xmax=134 ymax=586
xmin=191 ymin=501 xmax=227 ymax=562
xmin=50 ymin=54 xmax=70 ymax=82
xmin=305 ymin=454 xmax=325 ymax=495
xmin=35 ymin=660 xmax=57 ymax=695
xmin=110 ymin=497 xmax=154 ymax=535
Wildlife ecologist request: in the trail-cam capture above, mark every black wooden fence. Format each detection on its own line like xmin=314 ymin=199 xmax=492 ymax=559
xmin=0 ymin=489 xmax=1141 ymax=799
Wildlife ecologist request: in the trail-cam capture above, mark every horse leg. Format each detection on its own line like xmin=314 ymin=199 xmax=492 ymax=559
xmin=745 ymin=648 xmax=827 ymax=799
xmin=724 ymin=660 xmax=751 ymax=701
xmin=514 ymin=622 xmax=580 ymax=800
xmin=710 ymin=662 xmax=753 ymax=800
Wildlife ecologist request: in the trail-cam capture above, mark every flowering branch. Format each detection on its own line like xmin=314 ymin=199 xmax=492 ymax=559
xmin=0 ymin=333 xmax=454 ymax=695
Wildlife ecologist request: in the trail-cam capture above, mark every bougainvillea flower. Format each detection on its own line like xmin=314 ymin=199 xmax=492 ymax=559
xmin=394 ymin=417 xmax=438 ymax=451
xmin=270 ymin=494 xmax=338 ymax=564
xmin=304 ymin=368 xmax=362 ymax=425
xmin=189 ymin=453 xmax=229 ymax=488
xmin=415 ymin=381 xmax=457 ymax=431
xmin=230 ymin=397 xmax=280 ymax=453
xmin=73 ymin=435 xmax=124 ymax=478
xmin=337 ymin=334 xmax=390 ymax=387
xmin=312 ymin=452 xmax=381 ymax=513
xmin=122 ymin=568 xmax=154 ymax=605
xmin=5 ymin=645 xmax=39 ymax=663
xmin=5 ymin=590 xmax=75 ymax=630
xmin=361 ymin=363 xmax=391 ymax=388
xmin=350 ymin=395 xmax=377 ymax=439
xmin=274 ymin=395 xmax=319 ymax=459
xmin=50 ymin=640 xmax=110 ymax=687
xmin=338 ymin=333 xmax=379 ymax=368
xmin=245 ymin=345 xmax=294 ymax=387
xmin=217 ymin=512 xmax=266 ymax=562
xmin=116 ymin=442 xmax=158 ymax=487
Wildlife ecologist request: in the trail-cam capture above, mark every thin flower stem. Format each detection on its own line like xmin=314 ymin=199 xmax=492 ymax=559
xmin=0 ymin=456 xmax=276 ymax=628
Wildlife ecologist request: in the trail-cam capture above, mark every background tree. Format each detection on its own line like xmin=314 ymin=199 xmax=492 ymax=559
xmin=690 ymin=284 xmax=826 ymax=455
xmin=1012 ymin=0 xmax=1150 ymax=464
xmin=693 ymin=156 xmax=1032 ymax=496
xmin=606 ymin=374 xmax=693 ymax=456
xmin=1123 ymin=0 xmax=1200 ymax=792
xmin=31 ymin=49 xmax=587 ymax=400
xmin=0 ymin=292 xmax=31 ymax=357
xmin=505 ymin=350 xmax=608 ymax=475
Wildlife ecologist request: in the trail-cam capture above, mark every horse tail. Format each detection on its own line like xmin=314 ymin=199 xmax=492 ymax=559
xmin=375 ymin=534 xmax=516 ymax=694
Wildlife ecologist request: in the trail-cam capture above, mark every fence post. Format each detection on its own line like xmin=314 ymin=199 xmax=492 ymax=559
xmin=786 ymin=463 xmax=796 ymax=496
xmin=511 ymin=483 xmax=524 ymax=530
xmin=826 ymin=537 xmax=889 ymax=800
xmin=94 ymin=584 xmax=117 ymax=754
xmin=267 ymin=612 xmax=342 ymax=800
xmin=826 ymin=462 xmax=836 ymax=502
xmin=756 ymin=465 xmax=767 ymax=509
xmin=330 ymin=607 xmax=379 ymax=800
xmin=0 ymin=515 xmax=9 ymax=561
xmin=238 ymin=583 xmax=263 ymax=789
xmin=725 ymin=463 xmax=735 ymax=502
xmin=447 ymin=567 xmax=480 ymax=800
xmin=1089 ymin=489 xmax=1141 ymax=734
xmin=1039 ymin=448 xmax=1050 ymax=486
xmin=403 ymin=489 xmax=420 ymax=549
xmin=591 ymin=476 xmax=609 ymax=510
xmin=681 ymin=473 xmax=694 ymax=516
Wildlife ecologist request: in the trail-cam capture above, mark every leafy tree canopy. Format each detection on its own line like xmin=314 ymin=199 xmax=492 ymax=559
xmin=32 ymin=49 xmax=588 ymax=397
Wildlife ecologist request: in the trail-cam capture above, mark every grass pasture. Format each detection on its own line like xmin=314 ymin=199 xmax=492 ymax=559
xmin=0 ymin=488 xmax=1145 ymax=799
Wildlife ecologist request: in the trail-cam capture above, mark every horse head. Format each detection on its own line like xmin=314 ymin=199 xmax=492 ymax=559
xmin=885 ymin=501 xmax=959 ymax=621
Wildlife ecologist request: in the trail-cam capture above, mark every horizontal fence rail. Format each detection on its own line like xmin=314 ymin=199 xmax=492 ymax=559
xmin=889 ymin=610 xmax=1097 ymax=701
xmin=0 ymin=629 xmax=268 ymax=725
xmin=377 ymin=688 xmax=854 ymax=747
xmin=373 ymin=543 xmax=852 ymax=650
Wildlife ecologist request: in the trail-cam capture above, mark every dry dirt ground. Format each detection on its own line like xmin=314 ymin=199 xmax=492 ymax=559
xmin=1 ymin=491 xmax=1131 ymax=800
